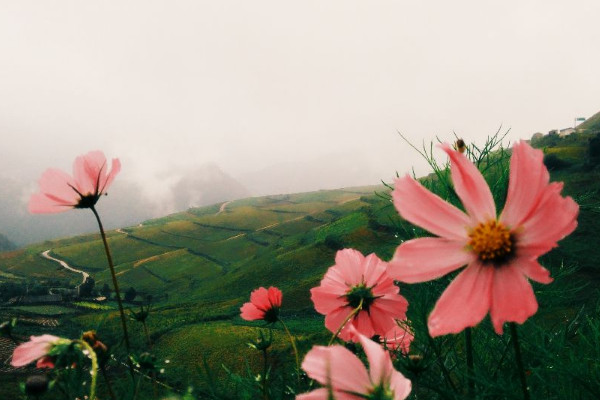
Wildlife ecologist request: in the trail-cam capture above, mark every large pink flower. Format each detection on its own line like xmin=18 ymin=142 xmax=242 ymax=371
xmin=11 ymin=335 xmax=62 ymax=368
xmin=311 ymin=249 xmax=409 ymax=342
xmin=297 ymin=330 xmax=411 ymax=400
xmin=240 ymin=286 xmax=282 ymax=323
xmin=388 ymin=141 xmax=578 ymax=336
xmin=29 ymin=150 xmax=121 ymax=213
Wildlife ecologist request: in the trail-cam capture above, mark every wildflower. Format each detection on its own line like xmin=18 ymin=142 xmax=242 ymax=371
xmin=388 ymin=141 xmax=578 ymax=336
xmin=311 ymin=249 xmax=409 ymax=341
xmin=11 ymin=334 xmax=64 ymax=368
xmin=29 ymin=150 xmax=121 ymax=213
xmin=297 ymin=330 xmax=411 ymax=400
xmin=240 ymin=286 xmax=282 ymax=323
xmin=380 ymin=322 xmax=414 ymax=355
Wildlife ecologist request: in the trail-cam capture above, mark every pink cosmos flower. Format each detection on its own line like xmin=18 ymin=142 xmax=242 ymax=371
xmin=29 ymin=150 xmax=121 ymax=213
xmin=11 ymin=335 xmax=62 ymax=368
xmin=297 ymin=330 xmax=411 ymax=400
xmin=388 ymin=141 xmax=578 ymax=336
xmin=380 ymin=323 xmax=414 ymax=355
xmin=310 ymin=249 xmax=409 ymax=342
xmin=240 ymin=286 xmax=282 ymax=323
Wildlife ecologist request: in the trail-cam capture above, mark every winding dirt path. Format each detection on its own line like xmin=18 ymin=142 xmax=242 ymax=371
xmin=41 ymin=250 xmax=89 ymax=284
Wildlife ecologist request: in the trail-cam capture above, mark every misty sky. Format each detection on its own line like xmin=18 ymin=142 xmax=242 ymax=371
xmin=1 ymin=0 xmax=599 ymax=197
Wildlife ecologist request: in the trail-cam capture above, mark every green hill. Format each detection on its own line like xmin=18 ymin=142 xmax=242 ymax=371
xmin=577 ymin=109 xmax=600 ymax=133
xmin=1 ymin=131 xmax=600 ymax=398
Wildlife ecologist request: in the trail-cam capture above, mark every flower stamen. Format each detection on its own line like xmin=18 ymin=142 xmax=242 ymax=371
xmin=468 ymin=220 xmax=513 ymax=263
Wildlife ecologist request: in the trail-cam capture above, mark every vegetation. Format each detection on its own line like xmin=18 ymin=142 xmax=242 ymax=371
xmin=0 ymin=129 xmax=599 ymax=398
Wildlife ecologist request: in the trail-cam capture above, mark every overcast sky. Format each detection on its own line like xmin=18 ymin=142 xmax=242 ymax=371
xmin=1 ymin=0 xmax=599 ymax=195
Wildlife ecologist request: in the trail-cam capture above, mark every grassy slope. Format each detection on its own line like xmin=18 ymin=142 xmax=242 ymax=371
xmin=1 ymin=131 xmax=600 ymax=394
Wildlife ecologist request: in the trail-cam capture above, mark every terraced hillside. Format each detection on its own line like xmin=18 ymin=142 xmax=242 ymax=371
xmin=1 ymin=130 xmax=600 ymax=397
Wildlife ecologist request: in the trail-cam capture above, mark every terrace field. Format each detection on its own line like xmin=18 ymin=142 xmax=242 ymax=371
xmin=1 ymin=131 xmax=600 ymax=398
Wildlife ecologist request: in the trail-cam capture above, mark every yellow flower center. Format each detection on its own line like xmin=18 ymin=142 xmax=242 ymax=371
xmin=468 ymin=220 xmax=513 ymax=262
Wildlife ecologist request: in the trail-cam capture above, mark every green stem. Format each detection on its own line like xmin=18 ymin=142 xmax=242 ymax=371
xmin=465 ymin=327 xmax=474 ymax=396
xmin=90 ymin=206 xmax=135 ymax=378
xmin=278 ymin=318 xmax=300 ymax=375
xmin=100 ymin=364 xmax=117 ymax=400
xmin=510 ymin=323 xmax=530 ymax=400
xmin=75 ymin=339 xmax=98 ymax=400
xmin=262 ymin=347 xmax=268 ymax=400
xmin=328 ymin=298 xmax=363 ymax=346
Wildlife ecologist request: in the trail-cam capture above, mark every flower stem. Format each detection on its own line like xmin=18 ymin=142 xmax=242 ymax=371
xmin=278 ymin=318 xmax=300 ymax=380
xmin=510 ymin=323 xmax=530 ymax=400
xmin=465 ymin=327 xmax=474 ymax=396
xmin=328 ymin=298 xmax=363 ymax=346
xmin=75 ymin=339 xmax=98 ymax=400
xmin=90 ymin=206 xmax=134 ymax=377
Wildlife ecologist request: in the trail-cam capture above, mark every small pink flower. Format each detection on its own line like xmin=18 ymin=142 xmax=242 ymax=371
xmin=380 ymin=323 xmax=414 ymax=355
xmin=11 ymin=335 xmax=61 ymax=368
xmin=388 ymin=141 xmax=579 ymax=336
xmin=240 ymin=286 xmax=282 ymax=323
xmin=29 ymin=150 xmax=121 ymax=213
xmin=297 ymin=330 xmax=411 ymax=400
xmin=310 ymin=249 xmax=409 ymax=342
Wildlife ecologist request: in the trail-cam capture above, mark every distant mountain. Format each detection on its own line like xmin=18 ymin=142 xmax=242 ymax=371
xmin=0 ymin=233 xmax=15 ymax=252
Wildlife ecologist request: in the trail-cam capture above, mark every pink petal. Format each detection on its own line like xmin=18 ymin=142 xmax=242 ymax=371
xmin=240 ymin=302 xmax=264 ymax=321
xmin=310 ymin=285 xmax=347 ymax=315
xmin=324 ymin=306 xmax=355 ymax=340
xmin=37 ymin=168 xmax=78 ymax=202
xmin=388 ymin=237 xmax=473 ymax=283
xmin=362 ymin=253 xmax=388 ymax=288
xmin=295 ymin=388 xmax=330 ymax=400
xmin=357 ymin=332 xmax=393 ymax=386
xmin=389 ymin=370 xmax=412 ymax=400
xmin=11 ymin=335 xmax=59 ymax=367
xmin=515 ymin=258 xmax=552 ymax=284
xmin=249 ymin=287 xmax=271 ymax=311
xmin=28 ymin=193 xmax=74 ymax=214
xmin=296 ymin=389 xmax=362 ymax=400
xmin=517 ymin=182 xmax=578 ymax=257
xmin=441 ymin=143 xmax=496 ymax=223
xmin=101 ymin=158 xmax=121 ymax=193
xmin=334 ymin=249 xmax=366 ymax=285
xmin=500 ymin=142 xmax=549 ymax=228
xmin=364 ymin=306 xmax=397 ymax=337
xmin=73 ymin=152 xmax=101 ymax=195
xmin=36 ymin=356 xmax=55 ymax=369
xmin=393 ymin=175 xmax=470 ymax=240
xmin=353 ymin=310 xmax=376 ymax=339
xmin=427 ymin=263 xmax=493 ymax=337
xmin=490 ymin=266 xmax=538 ymax=334
xmin=301 ymin=345 xmax=370 ymax=395
xmin=267 ymin=287 xmax=283 ymax=308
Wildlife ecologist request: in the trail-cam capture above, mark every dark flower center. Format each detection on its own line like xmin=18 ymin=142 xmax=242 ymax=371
xmin=262 ymin=306 xmax=280 ymax=324
xmin=345 ymin=283 xmax=377 ymax=312
xmin=367 ymin=383 xmax=394 ymax=400
xmin=75 ymin=194 xmax=101 ymax=209
xmin=468 ymin=220 xmax=514 ymax=265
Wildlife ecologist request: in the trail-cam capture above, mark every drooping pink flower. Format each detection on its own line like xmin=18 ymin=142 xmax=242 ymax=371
xmin=11 ymin=335 xmax=62 ymax=368
xmin=310 ymin=249 xmax=409 ymax=342
xmin=297 ymin=330 xmax=411 ymax=400
xmin=240 ymin=286 xmax=282 ymax=323
xmin=388 ymin=141 xmax=578 ymax=336
xmin=29 ymin=150 xmax=121 ymax=213
xmin=380 ymin=322 xmax=414 ymax=355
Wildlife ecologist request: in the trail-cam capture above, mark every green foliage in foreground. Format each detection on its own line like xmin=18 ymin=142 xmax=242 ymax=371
xmin=0 ymin=130 xmax=599 ymax=399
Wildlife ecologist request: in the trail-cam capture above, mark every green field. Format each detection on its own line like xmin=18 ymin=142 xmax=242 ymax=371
xmin=1 ymin=134 xmax=600 ymax=398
